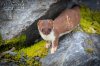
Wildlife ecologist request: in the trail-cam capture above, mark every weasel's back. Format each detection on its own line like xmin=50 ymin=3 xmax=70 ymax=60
xmin=55 ymin=6 xmax=80 ymax=21
xmin=53 ymin=6 xmax=80 ymax=34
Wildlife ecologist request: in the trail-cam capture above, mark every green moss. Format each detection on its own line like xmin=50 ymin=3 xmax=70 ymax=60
xmin=80 ymin=6 xmax=100 ymax=34
xmin=4 ymin=54 xmax=11 ymax=59
xmin=92 ymin=10 xmax=100 ymax=24
xmin=17 ymin=40 xmax=47 ymax=58
xmin=5 ymin=34 xmax=26 ymax=45
xmin=0 ymin=34 xmax=27 ymax=52
xmin=15 ymin=40 xmax=47 ymax=66
xmin=2 ymin=40 xmax=47 ymax=66
xmin=84 ymin=48 xmax=94 ymax=54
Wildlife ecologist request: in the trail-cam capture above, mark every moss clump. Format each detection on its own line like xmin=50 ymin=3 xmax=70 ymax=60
xmin=84 ymin=48 xmax=94 ymax=54
xmin=92 ymin=10 xmax=100 ymax=24
xmin=16 ymin=40 xmax=47 ymax=58
xmin=80 ymin=6 xmax=100 ymax=34
xmin=5 ymin=34 xmax=26 ymax=45
xmin=2 ymin=40 xmax=47 ymax=66
xmin=0 ymin=34 xmax=27 ymax=52
xmin=15 ymin=40 xmax=47 ymax=66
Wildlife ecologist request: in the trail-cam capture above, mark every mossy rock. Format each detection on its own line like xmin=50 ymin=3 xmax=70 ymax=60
xmin=3 ymin=40 xmax=47 ymax=66
xmin=16 ymin=40 xmax=47 ymax=58
xmin=5 ymin=34 xmax=26 ymax=45
xmin=80 ymin=6 xmax=100 ymax=34
xmin=0 ymin=34 xmax=27 ymax=52
xmin=15 ymin=40 xmax=47 ymax=66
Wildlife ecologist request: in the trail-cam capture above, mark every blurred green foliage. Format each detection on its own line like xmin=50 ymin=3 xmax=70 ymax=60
xmin=80 ymin=6 xmax=100 ymax=34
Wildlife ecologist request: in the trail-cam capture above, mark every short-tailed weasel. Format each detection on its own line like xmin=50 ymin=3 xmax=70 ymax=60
xmin=37 ymin=6 xmax=80 ymax=53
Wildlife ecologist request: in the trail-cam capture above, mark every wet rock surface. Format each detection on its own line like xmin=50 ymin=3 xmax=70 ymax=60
xmin=41 ymin=31 xmax=100 ymax=66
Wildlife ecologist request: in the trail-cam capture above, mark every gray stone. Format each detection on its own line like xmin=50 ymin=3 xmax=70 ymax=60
xmin=41 ymin=31 xmax=100 ymax=66
xmin=0 ymin=0 xmax=57 ymax=40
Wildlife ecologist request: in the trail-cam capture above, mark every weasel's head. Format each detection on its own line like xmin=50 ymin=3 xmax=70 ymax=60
xmin=37 ymin=19 xmax=53 ymax=35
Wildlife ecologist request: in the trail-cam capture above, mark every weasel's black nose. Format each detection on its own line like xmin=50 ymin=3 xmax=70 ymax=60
xmin=44 ymin=31 xmax=50 ymax=35
xmin=42 ymin=28 xmax=52 ymax=35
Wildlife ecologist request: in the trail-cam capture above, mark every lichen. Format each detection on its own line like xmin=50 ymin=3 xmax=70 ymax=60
xmin=80 ymin=6 xmax=100 ymax=34
xmin=87 ymin=39 xmax=93 ymax=45
xmin=84 ymin=48 xmax=94 ymax=54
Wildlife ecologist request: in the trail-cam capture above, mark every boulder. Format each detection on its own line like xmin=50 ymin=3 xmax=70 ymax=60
xmin=0 ymin=0 xmax=57 ymax=40
xmin=41 ymin=31 xmax=100 ymax=66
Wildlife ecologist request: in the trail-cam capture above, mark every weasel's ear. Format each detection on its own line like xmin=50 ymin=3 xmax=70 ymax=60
xmin=47 ymin=19 xmax=53 ymax=23
xmin=37 ymin=20 xmax=42 ymax=26
xmin=48 ymin=19 xmax=53 ymax=25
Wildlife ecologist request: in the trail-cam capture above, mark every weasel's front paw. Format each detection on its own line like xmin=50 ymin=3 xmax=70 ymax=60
xmin=51 ymin=47 xmax=57 ymax=54
xmin=46 ymin=43 xmax=50 ymax=48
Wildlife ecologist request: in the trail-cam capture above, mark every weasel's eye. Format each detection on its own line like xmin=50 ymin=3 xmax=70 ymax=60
xmin=48 ymin=28 xmax=51 ymax=32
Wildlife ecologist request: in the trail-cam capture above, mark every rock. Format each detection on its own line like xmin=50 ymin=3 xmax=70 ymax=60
xmin=0 ymin=62 xmax=18 ymax=66
xmin=41 ymin=31 xmax=100 ymax=66
xmin=79 ymin=0 xmax=100 ymax=10
xmin=0 ymin=0 xmax=57 ymax=40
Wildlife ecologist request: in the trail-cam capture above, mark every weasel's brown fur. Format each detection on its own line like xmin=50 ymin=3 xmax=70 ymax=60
xmin=37 ymin=6 xmax=80 ymax=53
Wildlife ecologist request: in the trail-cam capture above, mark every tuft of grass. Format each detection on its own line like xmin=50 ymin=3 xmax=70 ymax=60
xmin=80 ymin=6 xmax=100 ymax=34
xmin=5 ymin=34 xmax=26 ymax=45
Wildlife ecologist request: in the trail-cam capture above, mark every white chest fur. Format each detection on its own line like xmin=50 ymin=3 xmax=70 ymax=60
xmin=39 ymin=30 xmax=55 ymax=41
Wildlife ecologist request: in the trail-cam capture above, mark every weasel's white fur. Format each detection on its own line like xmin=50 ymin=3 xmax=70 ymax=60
xmin=39 ymin=30 xmax=55 ymax=42
xmin=39 ymin=29 xmax=56 ymax=53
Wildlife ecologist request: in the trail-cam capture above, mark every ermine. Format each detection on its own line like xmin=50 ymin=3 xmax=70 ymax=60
xmin=37 ymin=6 xmax=80 ymax=53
